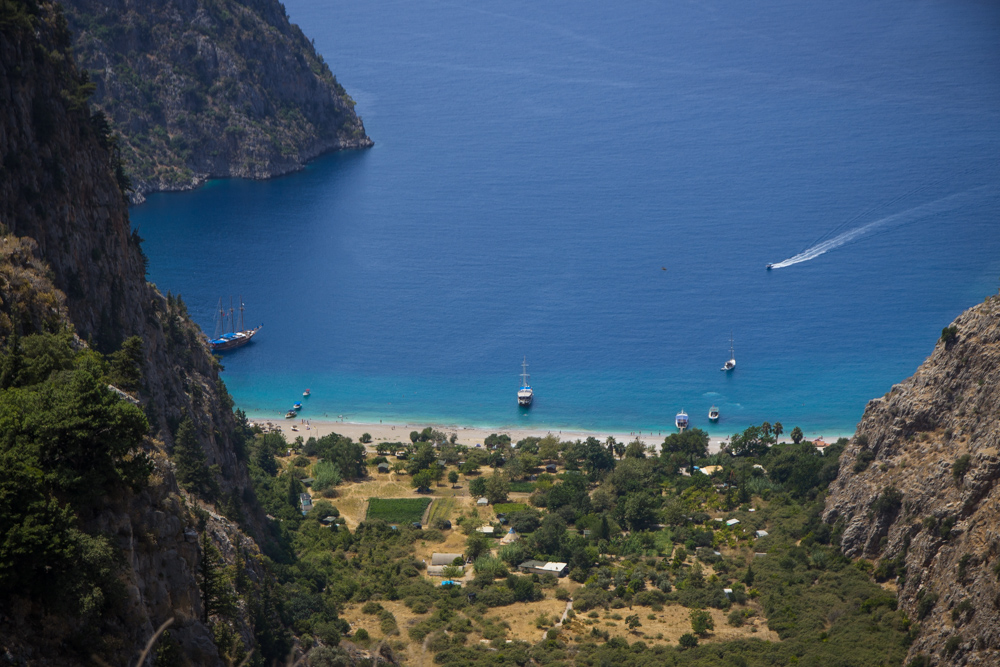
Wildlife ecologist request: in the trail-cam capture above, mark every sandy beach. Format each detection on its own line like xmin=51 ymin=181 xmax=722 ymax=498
xmin=249 ymin=415 xmax=852 ymax=455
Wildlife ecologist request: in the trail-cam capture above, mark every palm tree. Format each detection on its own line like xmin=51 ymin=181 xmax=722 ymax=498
xmin=761 ymin=421 xmax=773 ymax=447
xmin=613 ymin=440 xmax=626 ymax=460
xmin=773 ymin=422 xmax=783 ymax=445
xmin=605 ymin=436 xmax=618 ymax=458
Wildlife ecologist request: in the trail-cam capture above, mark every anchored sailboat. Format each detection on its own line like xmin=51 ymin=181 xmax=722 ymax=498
xmin=517 ymin=357 xmax=533 ymax=407
xmin=721 ymin=333 xmax=736 ymax=371
xmin=209 ymin=296 xmax=261 ymax=352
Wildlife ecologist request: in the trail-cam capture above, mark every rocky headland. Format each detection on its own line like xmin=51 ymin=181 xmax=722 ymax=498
xmin=60 ymin=0 xmax=373 ymax=202
xmin=824 ymin=297 xmax=1000 ymax=665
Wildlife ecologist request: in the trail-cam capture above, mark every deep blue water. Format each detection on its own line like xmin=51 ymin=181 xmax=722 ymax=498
xmin=133 ymin=0 xmax=1000 ymax=437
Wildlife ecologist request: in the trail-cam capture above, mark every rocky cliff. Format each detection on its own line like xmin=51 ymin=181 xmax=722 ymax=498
xmin=60 ymin=0 xmax=372 ymax=201
xmin=1 ymin=2 xmax=273 ymax=663
xmin=824 ymin=296 xmax=1000 ymax=666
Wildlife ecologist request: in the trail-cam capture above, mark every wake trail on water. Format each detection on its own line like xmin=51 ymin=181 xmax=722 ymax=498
xmin=769 ymin=188 xmax=983 ymax=269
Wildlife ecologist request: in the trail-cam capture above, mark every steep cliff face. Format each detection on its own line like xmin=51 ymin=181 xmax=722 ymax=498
xmin=824 ymin=297 xmax=1000 ymax=666
xmin=1 ymin=3 xmax=269 ymax=663
xmin=61 ymin=0 xmax=372 ymax=201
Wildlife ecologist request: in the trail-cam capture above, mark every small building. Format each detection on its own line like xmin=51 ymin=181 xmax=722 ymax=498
xmin=431 ymin=553 xmax=464 ymax=566
xmin=518 ymin=560 xmax=569 ymax=577
xmin=755 ymin=530 xmax=769 ymax=538
xmin=699 ymin=465 xmax=723 ymax=475
xmin=726 ymin=518 xmax=740 ymax=526
xmin=377 ymin=462 xmax=390 ymax=474
xmin=545 ymin=464 xmax=557 ymax=473
xmin=321 ymin=517 xmax=339 ymax=530
xmin=476 ymin=525 xmax=495 ymax=535
xmin=476 ymin=497 xmax=489 ymax=506
xmin=299 ymin=493 xmax=313 ymax=515
xmin=723 ymin=588 xmax=733 ymax=597
xmin=301 ymin=477 xmax=315 ymax=487
xmin=438 ymin=520 xmax=452 ymax=530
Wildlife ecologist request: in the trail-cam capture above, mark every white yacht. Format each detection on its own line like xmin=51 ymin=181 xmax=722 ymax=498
xmin=721 ymin=333 xmax=736 ymax=371
xmin=708 ymin=405 xmax=719 ymax=421
xmin=675 ymin=409 xmax=689 ymax=430
xmin=517 ymin=357 xmax=533 ymax=407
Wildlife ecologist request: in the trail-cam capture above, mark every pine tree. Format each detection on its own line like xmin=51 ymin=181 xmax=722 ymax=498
xmin=172 ymin=418 xmax=218 ymax=499
xmin=197 ymin=532 xmax=234 ymax=623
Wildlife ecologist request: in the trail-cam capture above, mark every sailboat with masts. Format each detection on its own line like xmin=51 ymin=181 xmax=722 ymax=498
xmin=209 ymin=296 xmax=262 ymax=352
xmin=517 ymin=357 xmax=533 ymax=407
xmin=721 ymin=332 xmax=736 ymax=371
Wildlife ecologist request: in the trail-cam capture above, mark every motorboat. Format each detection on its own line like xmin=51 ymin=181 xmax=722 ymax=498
xmin=675 ymin=410 xmax=689 ymax=430
xmin=708 ymin=405 xmax=719 ymax=421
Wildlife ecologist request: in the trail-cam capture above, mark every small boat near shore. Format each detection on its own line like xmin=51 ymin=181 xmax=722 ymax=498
xmin=721 ymin=332 xmax=736 ymax=371
xmin=708 ymin=405 xmax=719 ymax=421
xmin=517 ymin=357 xmax=533 ymax=407
xmin=675 ymin=410 xmax=689 ymax=430
xmin=285 ymin=410 xmax=297 ymax=418
xmin=303 ymin=389 xmax=311 ymax=397
xmin=293 ymin=402 xmax=303 ymax=411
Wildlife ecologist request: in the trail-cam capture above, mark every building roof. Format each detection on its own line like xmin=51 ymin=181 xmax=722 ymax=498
xmin=476 ymin=525 xmax=495 ymax=534
xmin=755 ymin=530 xmax=769 ymax=537
xmin=476 ymin=497 xmax=489 ymax=505
xmin=519 ymin=560 xmax=568 ymax=572
xmin=431 ymin=553 xmax=464 ymax=566
xmin=726 ymin=518 xmax=740 ymax=526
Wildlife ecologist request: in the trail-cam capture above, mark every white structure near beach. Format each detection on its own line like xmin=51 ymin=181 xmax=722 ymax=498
xmin=427 ymin=553 xmax=464 ymax=576
xmin=518 ymin=560 xmax=569 ymax=577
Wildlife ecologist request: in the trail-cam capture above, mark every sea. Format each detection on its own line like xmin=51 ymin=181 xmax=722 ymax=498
xmin=132 ymin=0 xmax=1000 ymax=438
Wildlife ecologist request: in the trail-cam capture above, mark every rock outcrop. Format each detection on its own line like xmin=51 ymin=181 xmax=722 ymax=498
xmin=61 ymin=0 xmax=372 ymax=201
xmin=1 ymin=2 xmax=271 ymax=662
xmin=824 ymin=297 xmax=1000 ymax=666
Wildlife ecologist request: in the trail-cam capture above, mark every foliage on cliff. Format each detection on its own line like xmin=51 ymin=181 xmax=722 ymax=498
xmin=0 ymin=2 xmax=281 ymax=663
xmin=61 ymin=0 xmax=372 ymax=200
xmin=825 ymin=294 xmax=1000 ymax=665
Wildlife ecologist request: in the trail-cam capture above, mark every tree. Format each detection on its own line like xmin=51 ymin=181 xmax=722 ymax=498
xmin=312 ymin=460 xmax=341 ymax=491
xmin=485 ymin=471 xmax=510 ymax=504
xmin=690 ymin=608 xmax=714 ymax=636
xmin=465 ymin=533 xmax=491 ymax=561
xmin=661 ymin=429 xmax=709 ymax=470
xmin=469 ymin=476 xmax=487 ymax=497
xmin=411 ymin=469 xmax=436 ymax=491
xmin=790 ymin=426 xmax=804 ymax=444
xmin=623 ymin=439 xmax=647 ymax=459
xmin=409 ymin=431 xmax=420 ymax=443
xmin=173 ymin=418 xmax=219 ymax=499
xmin=360 ymin=432 xmax=372 ymax=444
xmin=625 ymin=614 xmax=642 ymax=632
xmin=605 ymin=436 xmax=617 ymax=458
xmin=198 ymin=533 xmax=234 ymax=622
xmin=406 ymin=442 xmax=437 ymax=475
xmin=773 ymin=421 xmax=784 ymax=444
xmin=107 ymin=336 xmax=144 ymax=393
xmin=448 ymin=470 xmax=459 ymax=487
xmin=622 ymin=492 xmax=657 ymax=531
xmin=678 ymin=633 xmax=698 ymax=648
xmin=728 ymin=425 xmax=768 ymax=457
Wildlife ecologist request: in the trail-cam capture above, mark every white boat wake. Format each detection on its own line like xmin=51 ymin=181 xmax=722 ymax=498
xmin=768 ymin=189 xmax=979 ymax=269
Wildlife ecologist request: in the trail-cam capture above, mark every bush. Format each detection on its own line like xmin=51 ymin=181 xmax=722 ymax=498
xmin=353 ymin=628 xmax=369 ymax=643
xmin=678 ymin=633 xmax=698 ymax=648
xmin=853 ymin=449 xmax=875 ymax=473
xmin=952 ymin=455 xmax=972 ymax=483
xmin=727 ymin=608 xmax=744 ymax=627
xmin=690 ymin=608 xmax=714 ymax=635
xmin=940 ymin=326 xmax=959 ymax=345
xmin=361 ymin=601 xmax=384 ymax=615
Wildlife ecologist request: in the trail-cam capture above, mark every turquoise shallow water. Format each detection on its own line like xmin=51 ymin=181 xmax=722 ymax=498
xmin=133 ymin=0 xmax=1000 ymax=437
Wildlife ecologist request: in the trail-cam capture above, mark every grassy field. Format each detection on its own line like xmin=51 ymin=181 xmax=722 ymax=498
xmin=492 ymin=502 xmax=529 ymax=514
xmin=426 ymin=497 xmax=456 ymax=526
xmin=366 ymin=497 xmax=433 ymax=524
xmin=509 ymin=481 xmax=536 ymax=493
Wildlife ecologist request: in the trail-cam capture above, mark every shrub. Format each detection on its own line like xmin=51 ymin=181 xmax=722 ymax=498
xmin=871 ymin=487 xmax=903 ymax=517
xmin=361 ymin=601 xmax=384 ymax=615
xmin=353 ymin=628 xmax=369 ymax=643
xmin=940 ymin=326 xmax=959 ymax=345
xmin=952 ymin=455 xmax=972 ymax=483
xmin=727 ymin=608 xmax=745 ymax=627
xmin=853 ymin=449 xmax=875 ymax=473
xmin=678 ymin=633 xmax=698 ymax=648
xmin=944 ymin=634 xmax=961 ymax=655
xmin=690 ymin=608 xmax=714 ymax=635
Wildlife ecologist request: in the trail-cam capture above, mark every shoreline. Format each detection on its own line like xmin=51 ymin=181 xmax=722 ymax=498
xmin=247 ymin=414 xmax=854 ymax=455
